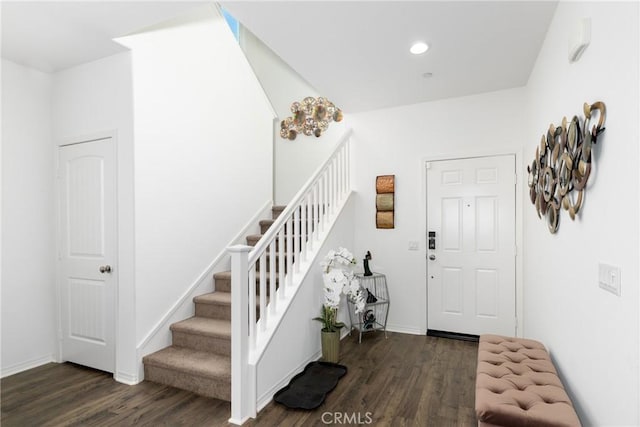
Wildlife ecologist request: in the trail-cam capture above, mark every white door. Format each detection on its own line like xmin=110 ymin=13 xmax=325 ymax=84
xmin=427 ymin=155 xmax=515 ymax=336
xmin=58 ymin=137 xmax=116 ymax=372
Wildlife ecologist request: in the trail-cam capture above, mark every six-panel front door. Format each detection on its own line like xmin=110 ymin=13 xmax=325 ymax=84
xmin=58 ymin=137 xmax=116 ymax=372
xmin=427 ymin=155 xmax=516 ymax=336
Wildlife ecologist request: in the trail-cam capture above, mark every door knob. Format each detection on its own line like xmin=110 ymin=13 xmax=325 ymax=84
xmin=429 ymin=255 xmax=436 ymax=261
xmin=99 ymin=265 xmax=112 ymax=273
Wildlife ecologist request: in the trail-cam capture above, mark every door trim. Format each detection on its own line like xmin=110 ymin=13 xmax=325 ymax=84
xmin=55 ymin=130 xmax=118 ymax=373
xmin=422 ymin=149 xmax=524 ymax=337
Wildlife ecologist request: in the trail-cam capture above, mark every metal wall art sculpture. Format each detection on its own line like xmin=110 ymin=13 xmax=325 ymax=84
xmin=527 ymin=101 xmax=606 ymax=233
xmin=280 ymin=97 xmax=343 ymax=140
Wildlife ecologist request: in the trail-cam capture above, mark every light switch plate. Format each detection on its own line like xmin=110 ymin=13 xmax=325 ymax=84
xmin=599 ymin=263 xmax=621 ymax=296
xmin=408 ymin=241 xmax=419 ymax=251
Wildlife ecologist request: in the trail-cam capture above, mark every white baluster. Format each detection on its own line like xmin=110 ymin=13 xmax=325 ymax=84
xmin=293 ymin=206 xmax=300 ymax=273
xmin=337 ymin=151 xmax=342 ymax=202
xmin=306 ymin=192 xmax=313 ymax=251
xmin=314 ymin=183 xmax=319 ymax=241
xmin=278 ymin=228 xmax=285 ymax=299
xmin=269 ymin=240 xmax=276 ymax=315
xmin=248 ymin=265 xmax=256 ymax=349
xmin=345 ymin=142 xmax=349 ymax=194
xmin=318 ymin=177 xmax=324 ymax=233
xmin=301 ymin=197 xmax=307 ymax=261
xmin=286 ymin=216 xmax=293 ymax=286
xmin=331 ymin=157 xmax=340 ymax=210
xmin=259 ymin=253 xmax=267 ymax=331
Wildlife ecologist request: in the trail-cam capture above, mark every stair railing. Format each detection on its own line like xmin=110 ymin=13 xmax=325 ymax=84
xmin=228 ymin=128 xmax=352 ymax=424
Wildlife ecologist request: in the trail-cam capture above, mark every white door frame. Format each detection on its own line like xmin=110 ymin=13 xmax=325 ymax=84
xmin=422 ymin=148 xmax=524 ymax=337
xmin=55 ymin=130 xmax=118 ymax=373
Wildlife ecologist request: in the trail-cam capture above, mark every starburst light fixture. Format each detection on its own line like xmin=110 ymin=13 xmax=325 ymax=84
xmin=280 ymin=97 xmax=343 ymax=140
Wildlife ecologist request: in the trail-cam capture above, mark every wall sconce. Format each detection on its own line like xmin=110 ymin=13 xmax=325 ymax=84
xmin=280 ymin=97 xmax=343 ymax=140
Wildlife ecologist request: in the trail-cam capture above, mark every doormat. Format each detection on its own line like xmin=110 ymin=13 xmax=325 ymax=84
xmin=273 ymin=361 xmax=347 ymax=410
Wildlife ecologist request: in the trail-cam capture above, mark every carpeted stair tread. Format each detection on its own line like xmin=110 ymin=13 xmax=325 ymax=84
xmin=143 ymin=346 xmax=230 ymax=380
xmin=246 ymin=234 xmax=263 ymax=245
xmin=246 ymin=234 xmax=300 ymax=246
xmin=195 ymin=291 xmax=269 ymax=304
xmin=215 ymin=270 xmax=279 ymax=282
xmin=272 ymin=205 xmax=286 ymax=218
xmin=214 ymin=271 xmax=231 ymax=281
xmin=170 ymin=317 xmax=231 ymax=339
xmin=213 ymin=270 xmax=281 ymax=294
xmin=194 ymin=291 xmax=231 ymax=305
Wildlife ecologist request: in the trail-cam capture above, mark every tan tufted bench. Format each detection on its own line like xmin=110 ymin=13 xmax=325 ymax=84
xmin=475 ymin=334 xmax=581 ymax=427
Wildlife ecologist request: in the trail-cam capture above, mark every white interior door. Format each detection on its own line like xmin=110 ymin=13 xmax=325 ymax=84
xmin=58 ymin=137 xmax=116 ymax=372
xmin=427 ymin=155 xmax=515 ymax=336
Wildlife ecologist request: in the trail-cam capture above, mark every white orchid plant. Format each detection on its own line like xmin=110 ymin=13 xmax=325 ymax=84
xmin=314 ymin=247 xmax=366 ymax=332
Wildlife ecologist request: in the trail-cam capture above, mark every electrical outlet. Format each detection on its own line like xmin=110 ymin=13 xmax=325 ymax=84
xmin=599 ymin=263 xmax=621 ymax=296
xmin=408 ymin=241 xmax=419 ymax=251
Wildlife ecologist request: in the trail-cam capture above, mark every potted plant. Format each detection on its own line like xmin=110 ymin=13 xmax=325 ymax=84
xmin=314 ymin=248 xmax=365 ymax=362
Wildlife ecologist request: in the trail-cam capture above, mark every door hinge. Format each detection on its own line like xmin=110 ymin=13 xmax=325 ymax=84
xmin=514 ymin=173 xmax=517 ymax=185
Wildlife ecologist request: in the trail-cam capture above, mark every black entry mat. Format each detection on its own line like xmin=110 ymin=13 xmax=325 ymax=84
xmin=273 ymin=361 xmax=347 ymax=410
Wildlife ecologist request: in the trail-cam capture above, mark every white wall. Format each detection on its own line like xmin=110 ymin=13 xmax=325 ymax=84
xmin=240 ymin=27 xmax=345 ymax=204
xmin=349 ymin=88 xmax=525 ymax=334
xmin=117 ymin=5 xmax=275 ymax=348
xmin=1 ymin=59 xmax=56 ymax=376
xmin=257 ymin=195 xmax=355 ymax=405
xmin=523 ymin=2 xmax=639 ymax=425
xmin=52 ymin=52 xmax=137 ymax=382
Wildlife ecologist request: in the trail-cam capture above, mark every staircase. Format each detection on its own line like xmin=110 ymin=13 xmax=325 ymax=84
xmin=142 ymin=205 xmax=286 ymax=401
xmin=142 ymin=130 xmax=352 ymax=422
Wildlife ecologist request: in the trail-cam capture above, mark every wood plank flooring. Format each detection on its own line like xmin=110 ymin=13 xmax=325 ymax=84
xmin=1 ymin=333 xmax=478 ymax=426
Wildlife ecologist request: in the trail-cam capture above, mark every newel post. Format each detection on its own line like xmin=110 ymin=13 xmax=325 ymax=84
xmin=228 ymin=245 xmax=256 ymax=424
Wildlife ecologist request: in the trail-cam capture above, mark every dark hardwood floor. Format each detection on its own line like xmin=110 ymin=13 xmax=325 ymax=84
xmin=1 ymin=333 xmax=478 ymax=426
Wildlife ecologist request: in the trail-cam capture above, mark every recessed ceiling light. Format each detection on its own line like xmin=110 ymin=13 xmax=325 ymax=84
xmin=410 ymin=41 xmax=429 ymax=55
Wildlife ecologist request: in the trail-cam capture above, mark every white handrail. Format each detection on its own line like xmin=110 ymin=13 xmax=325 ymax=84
xmin=229 ymin=129 xmax=353 ymax=424
xmin=247 ymin=128 xmax=353 ymax=264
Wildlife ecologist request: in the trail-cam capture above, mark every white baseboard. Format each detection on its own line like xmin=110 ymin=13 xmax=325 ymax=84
xmin=114 ymin=371 xmax=140 ymax=385
xmin=386 ymin=324 xmax=426 ymax=335
xmin=1 ymin=354 xmax=55 ymax=378
xmin=256 ymin=349 xmax=322 ymax=412
xmin=228 ymin=415 xmax=253 ymax=426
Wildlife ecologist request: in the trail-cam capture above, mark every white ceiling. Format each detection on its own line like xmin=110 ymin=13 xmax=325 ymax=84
xmin=1 ymin=1 xmax=557 ymax=113
xmin=222 ymin=1 xmax=558 ymax=112
xmin=1 ymin=1 xmax=207 ymax=73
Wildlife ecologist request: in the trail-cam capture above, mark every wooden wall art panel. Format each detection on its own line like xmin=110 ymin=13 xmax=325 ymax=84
xmin=527 ymin=101 xmax=606 ymax=233
xmin=376 ymin=175 xmax=395 ymax=229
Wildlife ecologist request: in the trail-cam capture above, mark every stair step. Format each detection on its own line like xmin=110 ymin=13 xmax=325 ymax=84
xmin=214 ymin=270 xmax=281 ymax=293
xmin=271 ymin=205 xmax=326 ymax=220
xmin=143 ymin=346 xmax=230 ymax=401
xmin=213 ymin=271 xmax=231 ymax=293
xmin=195 ymin=291 xmax=271 ymax=319
xmin=170 ymin=317 xmax=230 ymax=355
xmin=272 ymin=205 xmax=286 ymax=219
xmin=194 ymin=292 xmax=231 ymax=320
xmin=246 ymin=233 xmax=306 ymax=249
xmin=260 ymin=219 xmax=276 ymax=234
xmin=259 ymin=219 xmax=317 ymax=235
